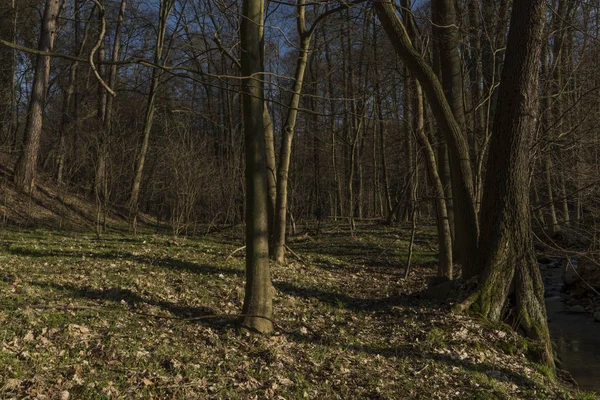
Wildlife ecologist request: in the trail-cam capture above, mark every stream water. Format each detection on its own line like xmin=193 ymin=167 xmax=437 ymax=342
xmin=542 ymin=258 xmax=600 ymax=394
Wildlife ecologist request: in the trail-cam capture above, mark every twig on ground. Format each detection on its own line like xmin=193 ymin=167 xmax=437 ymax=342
xmin=225 ymin=245 xmax=246 ymax=261
xmin=284 ymin=244 xmax=308 ymax=266
xmin=414 ymin=363 xmax=430 ymax=375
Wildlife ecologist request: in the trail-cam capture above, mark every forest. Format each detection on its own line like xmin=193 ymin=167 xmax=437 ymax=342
xmin=0 ymin=0 xmax=599 ymax=398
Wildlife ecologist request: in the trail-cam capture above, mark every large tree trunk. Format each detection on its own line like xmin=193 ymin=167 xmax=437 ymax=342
xmin=373 ymin=0 xmax=479 ymax=278
xmin=458 ymin=0 xmax=554 ymax=367
xmin=241 ymin=0 xmax=273 ymax=333
xmin=14 ymin=0 xmax=60 ymax=193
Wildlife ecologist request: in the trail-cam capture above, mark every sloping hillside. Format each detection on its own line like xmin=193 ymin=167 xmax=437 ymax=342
xmin=0 ymin=152 xmax=148 ymax=232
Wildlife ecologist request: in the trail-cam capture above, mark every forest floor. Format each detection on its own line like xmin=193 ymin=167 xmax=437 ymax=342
xmin=0 ymin=224 xmax=596 ymax=399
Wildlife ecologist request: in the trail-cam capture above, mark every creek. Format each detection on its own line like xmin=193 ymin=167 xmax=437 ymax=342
xmin=542 ymin=258 xmax=600 ymax=394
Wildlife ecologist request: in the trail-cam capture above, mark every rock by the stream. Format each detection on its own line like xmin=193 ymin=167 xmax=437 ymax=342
xmin=565 ymin=305 xmax=586 ymax=314
xmin=594 ymin=311 xmax=600 ymax=322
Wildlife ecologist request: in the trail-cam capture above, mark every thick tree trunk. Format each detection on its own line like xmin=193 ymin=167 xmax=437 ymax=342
xmin=14 ymin=0 xmax=60 ymax=193
xmin=241 ymin=0 xmax=273 ymax=333
xmin=459 ymin=0 xmax=554 ymax=367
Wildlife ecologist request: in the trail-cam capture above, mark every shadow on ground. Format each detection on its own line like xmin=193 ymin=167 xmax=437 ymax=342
xmin=273 ymin=280 xmax=431 ymax=314
xmin=24 ymin=280 xmax=238 ymax=329
xmin=5 ymin=246 xmax=242 ymax=277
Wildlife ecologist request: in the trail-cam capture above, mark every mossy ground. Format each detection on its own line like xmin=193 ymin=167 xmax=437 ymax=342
xmin=0 ymin=224 xmax=594 ymax=399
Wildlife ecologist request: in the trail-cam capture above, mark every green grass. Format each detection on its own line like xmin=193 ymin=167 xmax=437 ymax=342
xmin=0 ymin=225 xmax=591 ymax=399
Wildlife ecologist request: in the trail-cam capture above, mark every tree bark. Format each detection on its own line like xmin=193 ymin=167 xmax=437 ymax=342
xmin=459 ymin=0 xmax=554 ymax=367
xmin=241 ymin=0 xmax=273 ymax=333
xmin=14 ymin=0 xmax=60 ymax=193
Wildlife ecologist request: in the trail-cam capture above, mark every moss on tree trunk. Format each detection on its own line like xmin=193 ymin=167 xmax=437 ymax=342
xmin=456 ymin=0 xmax=553 ymax=367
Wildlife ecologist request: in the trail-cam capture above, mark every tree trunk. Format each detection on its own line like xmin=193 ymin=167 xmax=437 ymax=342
xmin=544 ymin=155 xmax=560 ymax=233
xmin=373 ymin=0 xmax=479 ymax=278
xmin=467 ymin=0 xmax=485 ymax=213
xmin=559 ymin=176 xmax=570 ymax=226
xmin=459 ymin=0 xmax=554 ymax=367
xmin=241 ymin=0 xmax=273 ymax=333
xmin=14 ymin=0 xmax=60 ymax=193
xmin=414 ymin=80 xmax=453 ymax=278
xmin=272 ymin=0 xmax=311 ymax=263
xmin=323 ymin=30 xmax=343 ymax=219
xmin=264 ymin=105 xmax=277 ymax=251
xmin=403 ymin=68 xmax=414 ymax=223
xmin=432 ymin=0 xmax=472 ymax=267
xmin=56 ymin=1 xmax=95 ymax=185
xmin=96 ymin=0 xmax=126 ymax=236
xmin=95 ymin=33 xmax=107 ymax=238
xmin=0 ymin=1 xmax=16 ymax=147
xmin=129 ymin=0 xmax=172 ymax=233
